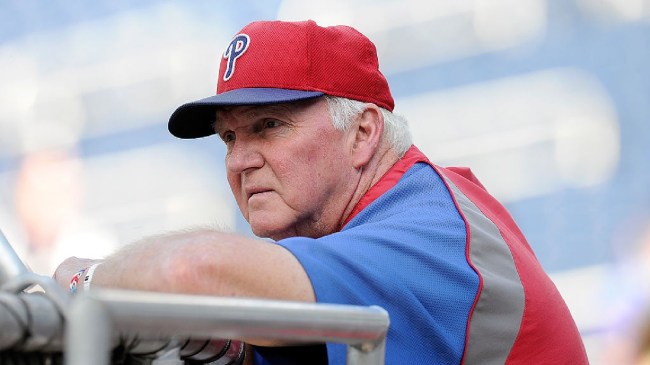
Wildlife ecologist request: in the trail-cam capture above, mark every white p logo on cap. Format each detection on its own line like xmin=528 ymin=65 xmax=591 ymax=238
xmin=223 ymin=34 xmax=250 ymax=81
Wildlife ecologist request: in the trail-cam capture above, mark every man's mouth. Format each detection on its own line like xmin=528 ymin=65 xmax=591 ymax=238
xmin=247 ymin=188 xmax=273 ymax=201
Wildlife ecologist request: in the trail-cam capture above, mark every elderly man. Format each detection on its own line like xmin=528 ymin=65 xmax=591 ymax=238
xmin=55 ymin=20 xmax=589 ymax=364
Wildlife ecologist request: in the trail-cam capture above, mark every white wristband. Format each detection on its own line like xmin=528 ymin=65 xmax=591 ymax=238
xmin=83 ymin=263 xmax=101 ymax=292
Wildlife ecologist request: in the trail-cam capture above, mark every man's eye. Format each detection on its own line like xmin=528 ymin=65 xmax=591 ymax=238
xmin=222 ymin=131 xmax=235 ymax=143
xmin=263 ymin=119 xmax=280 ymax=129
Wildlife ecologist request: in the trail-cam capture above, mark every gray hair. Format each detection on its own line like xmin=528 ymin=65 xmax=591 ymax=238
xmin=324 ymin=96 xmax=412 ymax=157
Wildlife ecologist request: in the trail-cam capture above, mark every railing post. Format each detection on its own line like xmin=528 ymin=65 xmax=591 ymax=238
xmin=347 ymin=338 xmax=387 ymax=365
xmin=65 ymin=295 xmax=112 ymax=365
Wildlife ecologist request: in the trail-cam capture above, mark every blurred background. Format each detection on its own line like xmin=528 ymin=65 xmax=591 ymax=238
xmin=0 ymin=0 xmax=648 ymax=363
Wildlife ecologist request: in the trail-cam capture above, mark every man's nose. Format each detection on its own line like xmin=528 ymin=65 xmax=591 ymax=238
xmin=226 ymin=140 xmax=264 ymax=173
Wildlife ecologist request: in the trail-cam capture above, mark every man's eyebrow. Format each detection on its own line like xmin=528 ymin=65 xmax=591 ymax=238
xmin=242 ymin=104 xmax=295 ymax=118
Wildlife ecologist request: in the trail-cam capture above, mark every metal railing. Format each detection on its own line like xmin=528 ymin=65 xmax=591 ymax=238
xmin=0 ymin=229 xmax=30 ymax=285
xmin=0 ymin=228 xmax=390 ymax=365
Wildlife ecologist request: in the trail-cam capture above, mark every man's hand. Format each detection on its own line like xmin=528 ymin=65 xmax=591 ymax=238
xmin=52 ymin=256 xmax=100 ymax=290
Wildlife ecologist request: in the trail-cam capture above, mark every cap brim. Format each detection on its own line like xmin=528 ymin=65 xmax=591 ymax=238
xmin=168 ymin=88 xmax=325 ymax=139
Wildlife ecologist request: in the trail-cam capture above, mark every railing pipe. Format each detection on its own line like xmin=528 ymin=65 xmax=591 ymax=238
xmin=0 ymin=229 xmax=29 ymax=287
xmin=66 ymin=289 xmax=389 ymax=365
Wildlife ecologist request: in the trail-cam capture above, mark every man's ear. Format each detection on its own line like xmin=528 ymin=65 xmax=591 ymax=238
xmin=350 ymin=104 xmax=384 ymax=169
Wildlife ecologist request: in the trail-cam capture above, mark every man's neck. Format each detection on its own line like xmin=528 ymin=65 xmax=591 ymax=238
xmin=338 ymin=144 xmax=402 ymax=229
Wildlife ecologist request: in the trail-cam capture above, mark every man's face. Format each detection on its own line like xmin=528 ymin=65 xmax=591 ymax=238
xmin=215 ymin=98 xmax=356 ymax=240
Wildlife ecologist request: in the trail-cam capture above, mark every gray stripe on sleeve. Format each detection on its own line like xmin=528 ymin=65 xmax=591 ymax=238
xmin=442 ymin=175 xmax=525 ymax=365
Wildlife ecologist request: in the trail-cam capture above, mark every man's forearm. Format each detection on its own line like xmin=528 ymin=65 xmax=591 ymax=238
xmin=54 ymin=228 xmax=315 ymax=300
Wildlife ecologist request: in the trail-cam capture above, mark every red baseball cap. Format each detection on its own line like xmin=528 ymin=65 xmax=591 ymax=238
xmin=168 ymin=20 xmax=394 ymax=139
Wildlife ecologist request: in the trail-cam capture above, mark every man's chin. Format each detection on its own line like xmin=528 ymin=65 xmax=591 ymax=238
xmin=250 ymin=220 xmax=292 ymax=241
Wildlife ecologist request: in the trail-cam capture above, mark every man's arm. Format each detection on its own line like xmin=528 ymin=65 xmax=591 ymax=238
xmin=53 ymin=229 xmax=315 ymax=301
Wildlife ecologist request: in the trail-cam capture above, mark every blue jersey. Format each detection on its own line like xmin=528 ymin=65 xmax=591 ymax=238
xmin=253 ymin=146 xmax=587 ymax=364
